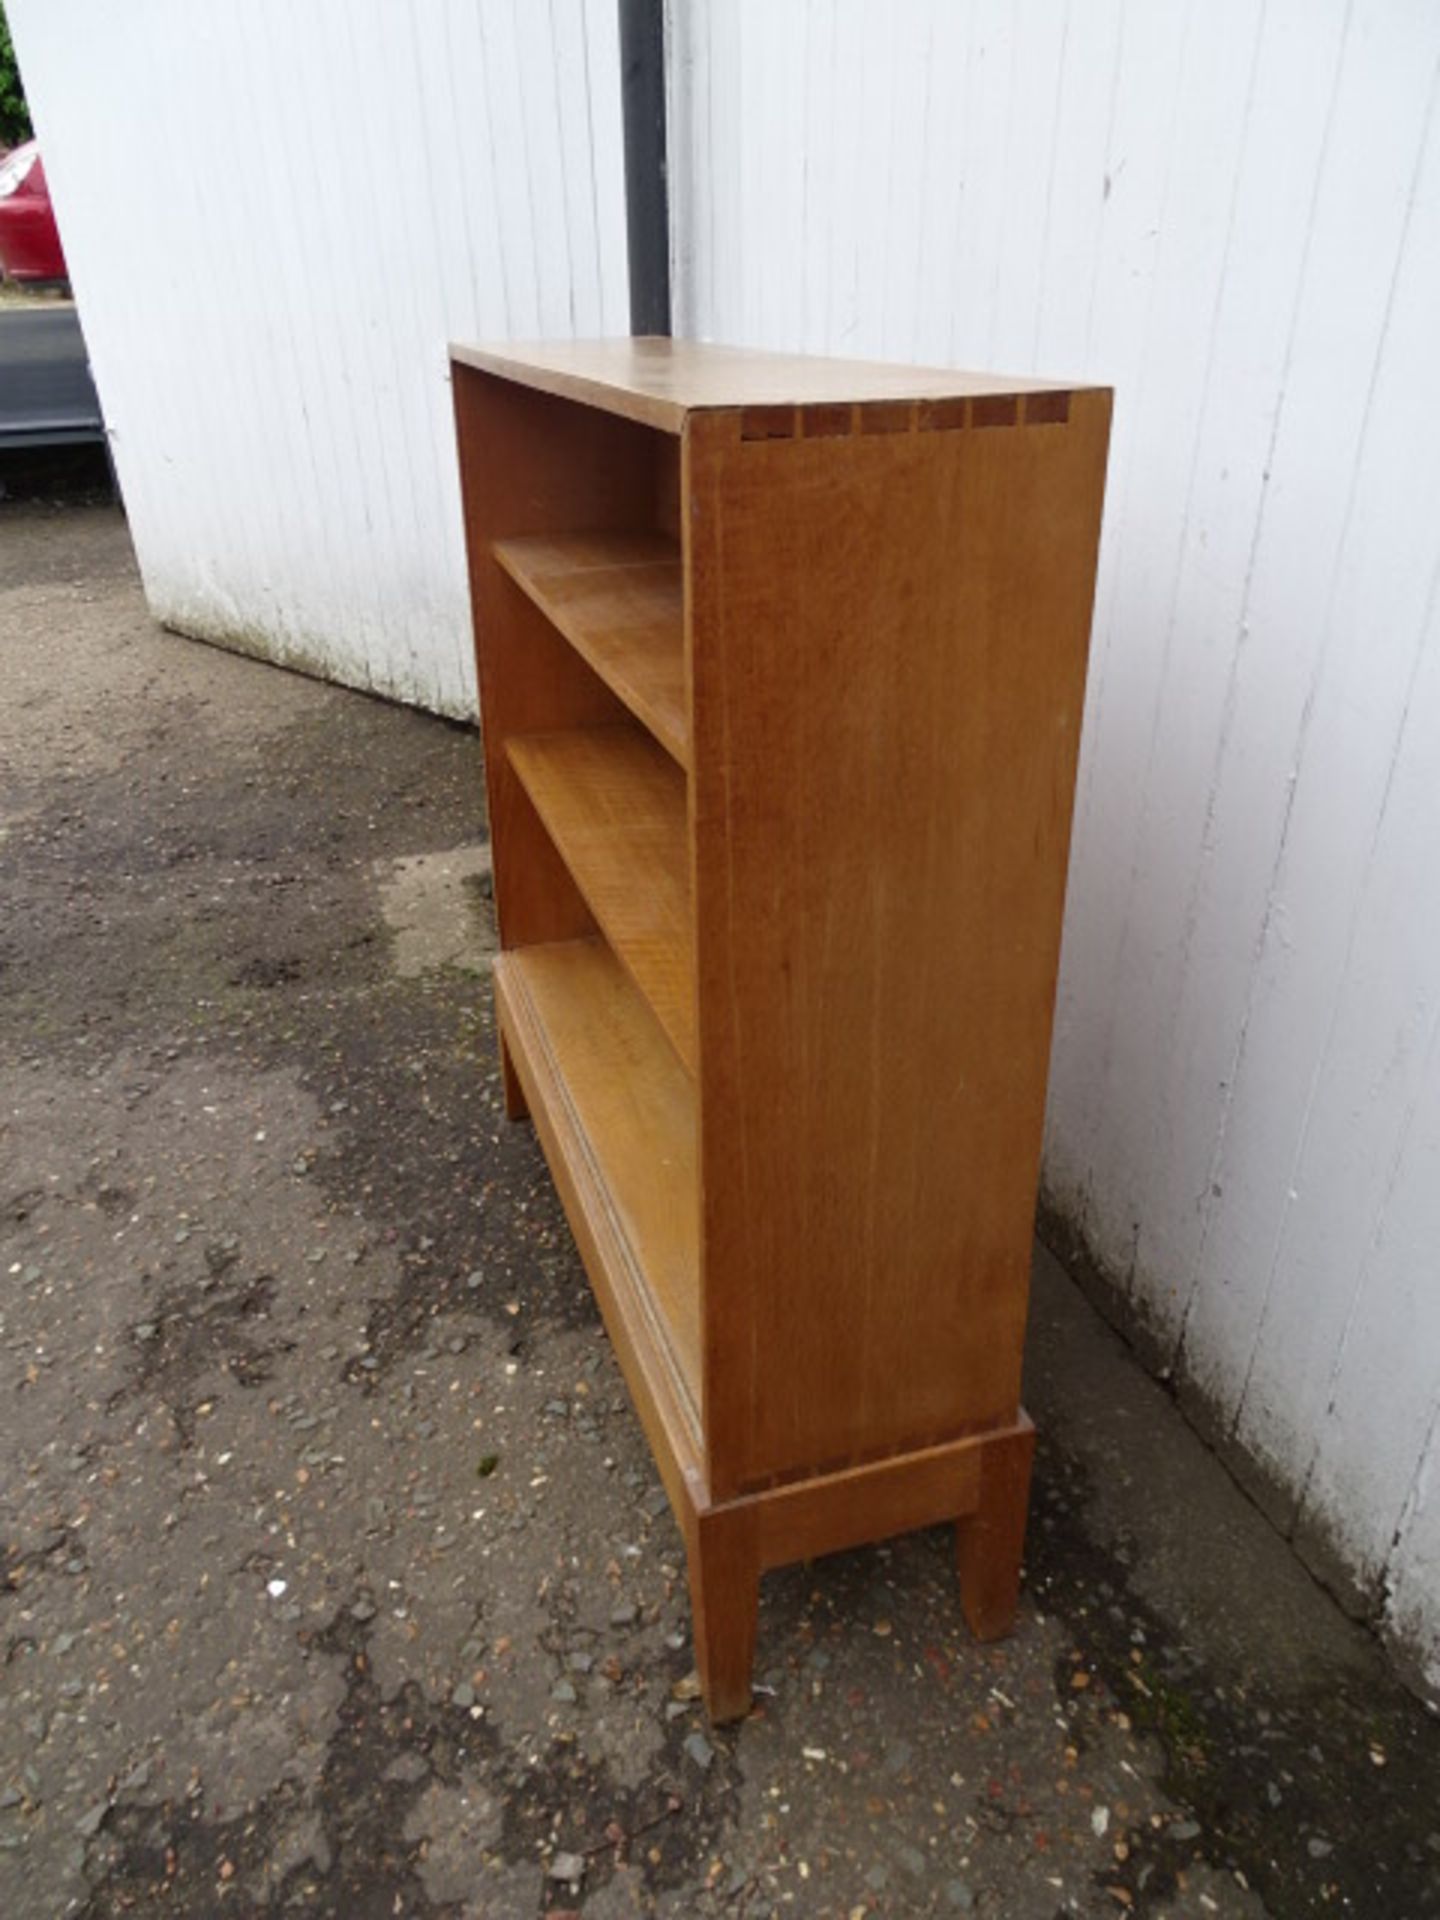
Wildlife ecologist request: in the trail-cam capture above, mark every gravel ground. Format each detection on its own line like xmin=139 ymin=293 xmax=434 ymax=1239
xmin=1 ymin=502 xmax=1437 ymax=1919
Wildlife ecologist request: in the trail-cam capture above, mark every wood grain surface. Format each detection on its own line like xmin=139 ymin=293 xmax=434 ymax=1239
xmin=494 ymin=938 xmax=701 ymax=1453
xmin=687 ymin=391 xmax=1112 ymax=1496
xmin=507 ymin=726 xmax=695 ymax=1073
xmin=452 ymin=335 xmax=1089 ymax=435
xmin=494 ymin=532 xmax=687 ymax=766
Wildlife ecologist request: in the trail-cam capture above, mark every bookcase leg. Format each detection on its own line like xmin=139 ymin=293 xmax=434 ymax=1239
xmin=498 ymin=1030 xmax=529 ymax=1121
xmin=956 ymin=1419 xmax=1036 ymax=1641
xmin=689 ymin=1508 xmax=759 ymax=1724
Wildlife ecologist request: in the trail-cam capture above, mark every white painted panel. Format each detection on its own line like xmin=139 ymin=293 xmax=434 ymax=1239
xmin=1067 ymin=0 xmax=1354 ymax=1328
xmin=1166 ymin=2 xmax=1440 ymax=1419
xmin=8 ymin=0 xmax=629 ymax=717
xmin=1049 ymin=0 xmax=1266 ymax=1294
xmin=946 ymin=0 xmax=1014 ymax=373
xmin=1284 ymin=580 xmax=1440 ymax=1589
xmin=1227 ymin=82 xmax=1440 ymax=1503
xmin=819 ymin=0 xmax=870 ymax=354
xmin=1384 ymin=1420 xmax=1440 ymax=1703
xmin=673 ymin=0 xmax=1440 ymax=1698
xmin=1296 ymin=999 xmax=1440 ymax=1615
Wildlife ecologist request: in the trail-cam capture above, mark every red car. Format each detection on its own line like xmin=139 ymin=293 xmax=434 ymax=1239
xmin=0 ymin=141 xmax=67 ymax=283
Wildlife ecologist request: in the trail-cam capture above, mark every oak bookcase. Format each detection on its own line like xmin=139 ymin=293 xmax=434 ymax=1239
xmin=450 ymin=338 xmax=1111 ymax=1722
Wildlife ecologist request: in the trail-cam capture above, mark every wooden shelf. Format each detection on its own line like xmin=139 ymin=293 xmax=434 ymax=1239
xmin=494 ymin=532 xmax=687 ymax=768
xmin=494 ymin=938 xmax=700 ymax=1439
xmin=507 ymin=725 xmax=695 ymax=1073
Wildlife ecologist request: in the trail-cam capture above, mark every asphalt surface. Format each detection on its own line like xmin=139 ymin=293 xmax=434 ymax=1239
xmin=1 ymin=503 xmax=1438 ymax=1919
xmin=0 ymin=306 xmax=103 ymax=448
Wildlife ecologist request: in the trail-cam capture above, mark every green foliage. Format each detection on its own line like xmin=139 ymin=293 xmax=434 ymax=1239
xmin=0 ymin=1 xmax=33 ymax=151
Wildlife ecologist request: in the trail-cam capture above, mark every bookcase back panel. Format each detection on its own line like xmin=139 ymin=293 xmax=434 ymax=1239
xmin=453 ymin=368 xmax=678 ymax=952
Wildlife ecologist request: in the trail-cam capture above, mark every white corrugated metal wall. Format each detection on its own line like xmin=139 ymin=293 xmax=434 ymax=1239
xmin=8 ymin=0 xmax=629 ymax=716
xmin=668 ymin=0 xmax=1440 ymax=1699
xmin=10 ymin=0 xmax=1440 ymax=1699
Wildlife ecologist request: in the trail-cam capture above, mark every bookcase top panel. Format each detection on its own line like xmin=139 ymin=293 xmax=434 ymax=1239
xmin=450 ymin=335 xmax=1097 ymax=435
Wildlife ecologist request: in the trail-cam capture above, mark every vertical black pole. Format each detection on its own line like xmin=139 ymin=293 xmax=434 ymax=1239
xmin=618 ymin=0 xmax=671 ymax=337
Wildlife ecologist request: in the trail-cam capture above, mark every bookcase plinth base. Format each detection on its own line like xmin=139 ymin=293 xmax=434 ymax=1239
xmin=682 ymin=1414 xmax=1037 ymax=1724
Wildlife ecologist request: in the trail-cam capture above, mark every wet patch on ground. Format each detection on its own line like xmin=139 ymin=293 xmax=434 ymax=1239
xmin=1026 ymin=1435 xmax=1440 ymax=1916
xmin=2 ymin=506 xmax=1438 ymax=1918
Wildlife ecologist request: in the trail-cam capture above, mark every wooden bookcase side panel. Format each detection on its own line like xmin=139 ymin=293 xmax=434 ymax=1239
xmin=451 ymin=365 xmax=679 ymax=951
xmin=686 ymin=395 xmax=1113 ymax=1500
